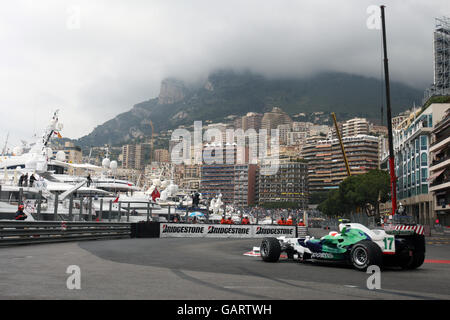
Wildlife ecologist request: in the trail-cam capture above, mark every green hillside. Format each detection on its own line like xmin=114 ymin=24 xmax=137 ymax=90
xmin=76 ymin=70 xmax=423 ymax=147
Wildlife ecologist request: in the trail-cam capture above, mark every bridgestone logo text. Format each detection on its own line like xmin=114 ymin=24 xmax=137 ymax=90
xmin=207 ymin=226 xmax=250 ymax=234
xmin=162 ymin=225 xmax=205 ymax=234
xmin=256 ymin=228 xmax=293 ymax=235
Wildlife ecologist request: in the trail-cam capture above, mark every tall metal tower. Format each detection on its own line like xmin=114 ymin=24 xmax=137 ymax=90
xmin=424 ymin=16 xmax=450 ymax=102
xmin=433 ymin=17 xmax=450 ymax=95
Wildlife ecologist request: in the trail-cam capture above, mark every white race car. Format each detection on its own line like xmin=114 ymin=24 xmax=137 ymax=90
xmin=255 ymin=222 xmax=425 ymax=271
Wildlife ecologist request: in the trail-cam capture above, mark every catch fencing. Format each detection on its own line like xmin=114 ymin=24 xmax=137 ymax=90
xmin=0 ymin=221 xmax=131 ymax=246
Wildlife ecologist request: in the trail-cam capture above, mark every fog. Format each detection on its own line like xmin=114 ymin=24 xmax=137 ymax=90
xmin=0 ymin=0 xmax=447 ymax=146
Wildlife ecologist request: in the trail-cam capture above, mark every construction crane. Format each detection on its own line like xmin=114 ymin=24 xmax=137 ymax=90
xmin=380 ymin=5 xmax=397 ymax=216
xmin=331 ymin=112 xmax=351 ymax=177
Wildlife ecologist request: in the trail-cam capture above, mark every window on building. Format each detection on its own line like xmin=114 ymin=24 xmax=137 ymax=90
xmin=420 ymin=136 xmax=427 ymax=150
xmin=421 ymin=168 xmax=427 ymax=182
xmin=421 ymin=153 xmax=427 ymax=166
xmin=422 ymin=185 xmax=428 ymax=194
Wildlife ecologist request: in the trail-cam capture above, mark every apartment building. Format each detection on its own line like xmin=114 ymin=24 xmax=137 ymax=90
xmin=261 ymin=107 xmax=292 ymax=131
xmin=381 ymin=102 xmax=449 ymax=225
xmin=122 ymin=143 xmax=152 ymax=170
xmin=342 ymin=118 xmax=370 ymax=137
xmin=154 ymin=149 xmax=170 ymax=163
xmin=257 ymin=161 xmax=308 ymax=207
xmin=303 ymin=135 xmax=379 ymax=193
xmin=429 ymin=107 xmax=450 ymax=226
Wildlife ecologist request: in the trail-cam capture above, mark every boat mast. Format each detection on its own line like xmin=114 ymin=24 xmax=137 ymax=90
xmin=1 ymin=133 xmax=9 ymax=156
xmin=380 ymin=5 xmax=397 ymax=215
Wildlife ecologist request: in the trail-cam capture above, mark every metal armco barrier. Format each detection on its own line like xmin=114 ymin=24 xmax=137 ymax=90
xmin=298 ymin=226 xmax=308 ymax=237
xmin=0 ymin=221 xmax=132 ymax=246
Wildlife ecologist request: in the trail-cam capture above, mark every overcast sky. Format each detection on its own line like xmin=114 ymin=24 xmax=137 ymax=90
xmin=0 ymin=0 xmax=448 ymax=147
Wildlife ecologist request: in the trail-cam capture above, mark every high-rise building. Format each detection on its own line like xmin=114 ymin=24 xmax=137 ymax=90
xmin=202 ymin=143 xmax=249 ymax=165
xmin=261 ymin=107 xmax=292 ymax=131
xmin=303 ymin=135 xmax=379 ymax=194
xmin=424 ymin=17 xmax=450 ymax=100
xmin=342 ymin=118 xmax=370 ymax=137
xmin=302 ymin=139 xmax=334 ymax=193
xmin=122 ymin=143 xmax=152 ymax=170
xmin=287 ymin=131 xmax=308 ymax=146
xmin=200 ymin=164 xmax=257 ymax=206
xmin=234 ymin=164 xmax=257 ymax=206
xmin=381 ymin=102 xmax=449 ymax=224
xmin=277 ymin=124 xmax=291 ymax=145
xmin=429 ymin=107 xmax=450 ymax=226
xmin=122 ymin=144 xmax=136 ymax=169
xmin=257 ymin=161 xmax=308 ymax=207
xmin=200 ymin=164 xmax=235 ymax=204
xmin=433 ymin=17 xmax=450 ymax=94
xmin=154 ymin=149 xmax=169 ymax=163
xmin=52 ymin=141 xmax=83 ymax=175
xmin=242 ymin=112 xmax=263 ymax=131
xmin=234 ymin=117 xmax=242 ymax=130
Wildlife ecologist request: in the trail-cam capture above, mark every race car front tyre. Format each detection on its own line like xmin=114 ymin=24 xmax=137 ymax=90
xmin=260 ymin=237 xmax=281 ymax=262
xmin=350 ymin=240 xmax=383 ymax=271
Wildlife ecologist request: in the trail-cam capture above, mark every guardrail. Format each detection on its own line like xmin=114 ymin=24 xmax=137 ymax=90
xmin=0 ymin=221 xmax=131 ymax=246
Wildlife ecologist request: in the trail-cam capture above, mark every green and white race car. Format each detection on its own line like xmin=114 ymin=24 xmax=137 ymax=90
xmin=257 ymin=221 xmax=425 ymax=271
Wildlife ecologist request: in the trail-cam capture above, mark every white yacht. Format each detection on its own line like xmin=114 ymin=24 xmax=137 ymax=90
xmin=0 ymin=110 xmax=201 ymax=222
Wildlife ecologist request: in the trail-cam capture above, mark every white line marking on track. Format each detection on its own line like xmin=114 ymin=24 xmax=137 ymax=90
xmin=224 ymin=286 xmax=276 ymax=289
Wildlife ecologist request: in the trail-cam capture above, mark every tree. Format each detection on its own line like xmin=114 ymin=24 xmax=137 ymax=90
xmin=309 ymin=191 xmax=329 ymax=205
xmin=318 ymin=169 xmax=390 ymax=218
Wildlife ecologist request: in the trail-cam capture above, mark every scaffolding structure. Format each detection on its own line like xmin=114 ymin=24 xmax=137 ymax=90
xmin=424 ymin=16 xmax=450 ymax=102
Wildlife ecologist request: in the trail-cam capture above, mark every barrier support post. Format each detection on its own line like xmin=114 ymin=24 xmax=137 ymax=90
xmin=109 ymin=200 xmax=112 ymax=222
xmin=37 ymin=190 xmax=42 ymax=220
xmin=79 ymin=198 xmax=83 ymax=221
xmin=88 ymin=197 xmax=93 ymax=221
xmin=19 ymin=188 xmax=23 ymax=206
xmin=68 ymin=194 xmax=73 ymax=221
xmin=53 ymin=194 xmax=59 ymax=221
xmin=99 ymin=198 xmax=103 ymax=221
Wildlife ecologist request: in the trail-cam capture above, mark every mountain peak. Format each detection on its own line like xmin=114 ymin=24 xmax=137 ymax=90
xmin=158 ymin=78 xmax=187 ymax=105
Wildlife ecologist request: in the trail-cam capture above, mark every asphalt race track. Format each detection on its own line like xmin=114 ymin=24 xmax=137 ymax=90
xmin=0 ymin=237 xmax=449 ymax=299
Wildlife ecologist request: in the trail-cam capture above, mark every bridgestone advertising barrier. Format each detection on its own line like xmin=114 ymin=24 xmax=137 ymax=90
xmin=160 ymin=223 xmax=304 ymax=238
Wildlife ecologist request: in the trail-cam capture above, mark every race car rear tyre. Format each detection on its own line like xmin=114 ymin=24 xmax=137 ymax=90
xmin=350 ymin=240 xmax=383 ymax=271
xmin=406 ymin=251 xmax=425 ymax=270
xmin=260 ymin=237 xmax=281 ymax=262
